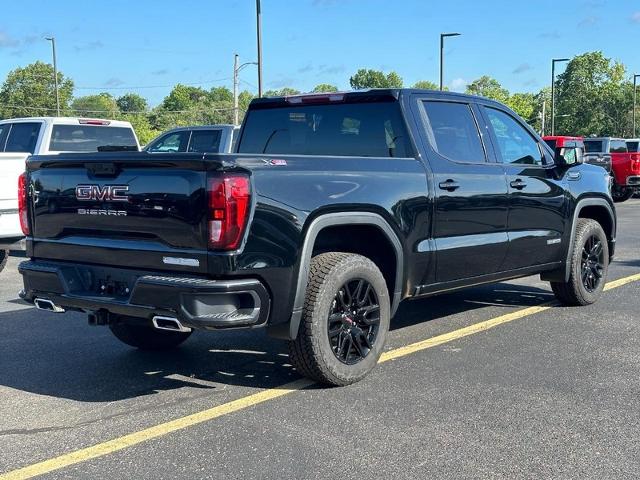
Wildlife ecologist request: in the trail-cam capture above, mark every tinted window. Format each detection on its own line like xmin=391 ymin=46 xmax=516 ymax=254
xmin=544 ymin=139 xmax=557 ymax=150
xmin=584 ymin=140 xmax=604 ymax=153
xmin=146 ymin=131 xmax=189 ymax=153
xmin=610 ymin=140 xmax=627 ymax=153
xmin=238 ymin=102 xmax=413 ymax=157
xmin=485 ymin=108 xmax=543 ymax=165
xmin=188 ymin=130 xmax=222 ymax=153
xmin=49 ymin=125 xmax=137 ymax=152
xmin=422 ymin=101 xmax=485 ymax=162
xmin=627 ymin=141 xmax=639 ymax=153
xmin=5 ymin=122 xmax=41 ymax=153
xmin=0 ymin=124 xmax=8 ymax=151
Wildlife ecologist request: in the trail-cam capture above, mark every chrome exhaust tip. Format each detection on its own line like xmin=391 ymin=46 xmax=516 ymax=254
xmin=152 ymin=316 xmax=191 ymax=333
xmin=34 ymin=298 xmax=65 ymax=313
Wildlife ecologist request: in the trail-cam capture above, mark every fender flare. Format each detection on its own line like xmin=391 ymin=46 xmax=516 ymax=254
xmin=558 ymin=198 xmax=616 ymax=283
xmin=286 ymin=212 xmax=404 ymax=340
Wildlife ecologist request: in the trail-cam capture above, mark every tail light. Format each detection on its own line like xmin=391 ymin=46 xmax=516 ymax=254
xmin=18 ymin=172 xmax=30 ymax=235
xmin=631 ymin=154 xmax=640 ymax=172
xmin=207 ymin=173 xmax=251 ymax=250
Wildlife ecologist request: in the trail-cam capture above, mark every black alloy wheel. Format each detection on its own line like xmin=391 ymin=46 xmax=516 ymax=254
xmin=581 ymin=235 xmax=605 ymax=292
xmin=328 ymin=279 xmax=381 ymax=365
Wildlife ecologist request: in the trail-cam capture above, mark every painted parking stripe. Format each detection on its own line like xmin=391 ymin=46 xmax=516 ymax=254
xmin=2 ymin=273 xmax=639 ymax=480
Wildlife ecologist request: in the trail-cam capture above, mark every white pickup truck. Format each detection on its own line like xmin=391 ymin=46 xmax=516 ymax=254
xmin=0 ymin=117 xmax=140 ymax=271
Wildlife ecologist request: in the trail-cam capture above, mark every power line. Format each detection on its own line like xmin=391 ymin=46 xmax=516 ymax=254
xmin=75 ymin=78 xmax=233 ymax=90
xmin=2 ymin=104 xmax=241 ymax=114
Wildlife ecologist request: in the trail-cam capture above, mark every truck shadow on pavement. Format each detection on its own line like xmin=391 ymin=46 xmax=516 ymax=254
xmin=0 ymin=282 xmax=554 ymax=403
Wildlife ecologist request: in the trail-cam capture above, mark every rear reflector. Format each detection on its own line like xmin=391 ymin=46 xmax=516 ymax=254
xmin=18 ymin=172 xmax=29 ymax=235
xmin=207 ymin=174 xmax=251 ymax=250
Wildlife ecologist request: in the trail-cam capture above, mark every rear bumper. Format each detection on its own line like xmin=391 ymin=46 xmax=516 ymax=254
xmin=19 ymin=260 xmax=270 ymax=330
xmin=626 ymin=176 xmax=640 ymax=187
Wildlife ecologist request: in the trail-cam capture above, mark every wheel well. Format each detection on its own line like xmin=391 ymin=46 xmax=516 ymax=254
xmin=578 ymin=206 xmax=614 ymax=243
xmin=311 ymin=224 xmax=397 ymax=302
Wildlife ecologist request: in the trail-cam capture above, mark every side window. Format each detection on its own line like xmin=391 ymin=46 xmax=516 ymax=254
xmin=147 ymin=131 xmax=189 ymax=153
xmin=188 ymin=130 xmax=222 ymax=153
xmin=422 ymin=101 xmax=486 ymax=163
xmin=0 ymin=124 xmax=9 ymax=151
xmin=5 ymin=122 xmax=41 ymax=154
xmin=484 ymin=108 xmax=543 ymax=166
xmin=610 ymin=140 xmax=627 ymax=153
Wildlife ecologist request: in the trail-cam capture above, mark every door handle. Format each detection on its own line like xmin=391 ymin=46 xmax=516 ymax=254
xmin=510 ymin=179 xmax=527 ymax=190
xmin=438 ymin=179 xmax=460 ymax=192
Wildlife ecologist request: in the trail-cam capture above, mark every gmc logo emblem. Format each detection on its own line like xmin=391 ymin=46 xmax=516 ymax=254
xmin=76 ymin=185 xmax=129 ymax=202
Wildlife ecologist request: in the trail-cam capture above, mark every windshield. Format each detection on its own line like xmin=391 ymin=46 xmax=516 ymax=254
xmin=584 ymin=140 xmax=604 ymax=153
xmin=238 ymin=101 xmax=413 ymax=158
xmin=49 ymin=125 xmax=137 ymax=152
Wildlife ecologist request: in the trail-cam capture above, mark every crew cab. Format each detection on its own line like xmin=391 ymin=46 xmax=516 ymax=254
xmin=19 ymin=90 xmax=616 ymax=385
xmin=543 ymin=135 xmax=611 ymax=173
xmin=144 ymin=125 xmax=239 ymax=153
xmin=584 ymin=137 xmax=640 ymax=202
xmin=0 ymin=117 xmax=139 ymax=270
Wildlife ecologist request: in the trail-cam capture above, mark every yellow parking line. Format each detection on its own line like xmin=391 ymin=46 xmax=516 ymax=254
xmin=2 ymin=273 xmax=639 ymax=480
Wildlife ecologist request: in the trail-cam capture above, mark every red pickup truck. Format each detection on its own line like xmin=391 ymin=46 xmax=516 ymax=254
xmin=584 ymin=137 xmax=640 ymax=202
xmin=543 ymin=136 xmax=611 ymax=174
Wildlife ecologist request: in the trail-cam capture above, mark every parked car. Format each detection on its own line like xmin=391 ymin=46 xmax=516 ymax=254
xmin=19 ymin=90 xmax=615 ymax=385
xmin=144 ymin=125 xmax=239 ymax=154
xmin=583 ymin=137 xmax=640 ymax=202
xmin=0 ymin=117 xmax=139 ymax=272
xmin=543 ymin=136 xmax=611 ymax=173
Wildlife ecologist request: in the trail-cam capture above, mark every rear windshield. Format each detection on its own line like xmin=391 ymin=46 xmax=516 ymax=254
xmin=544 ymin=139 xmax=557 ymax=150
xmin=627 ymin=141 xmax=639 ymax=153
xmin=238 ymin=102 xmax=413 ymax=157
xmin=584 ymin=140 xmax=604 ymax=153
xmin=49 ymin=125 xmax=137 ymax=152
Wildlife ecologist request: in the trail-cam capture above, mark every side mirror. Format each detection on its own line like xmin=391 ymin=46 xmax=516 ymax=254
xmin=554 ymin=144 xmax=584 ymax=167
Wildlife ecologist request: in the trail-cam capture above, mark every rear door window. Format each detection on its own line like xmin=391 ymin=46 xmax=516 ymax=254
xmin=627 ymin=141 xmax=639 ymax=153
xmin=421 ymin=101 xmax=486 ymax=163
xmin=5 ymin=122 xmax=41 ymax=153
xmin=238 ymin=101 xmax=413 ymax=157
xmin=146 ymin=131 xmax=189 ymax=153
xmin=584 ymin=140 xmax=604 ymax=153
xmin=484 ymin=108 xmax=544 ymax=166
xmin=187 ymin=130 xmax=222 ymax=153
xmin=49 ymin=125 xmax=137 ymax=152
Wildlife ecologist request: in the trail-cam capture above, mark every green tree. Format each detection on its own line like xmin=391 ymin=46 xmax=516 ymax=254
xmin=413 ymin=80 xmax=440 ymax=90
xmin=71 ymin=93 xmax=119 ymax=117
xmin=312 ymin=83 xmax=339 ymax=93
xmin=161 ymin=84 xmax=209 ymax=111
xmin=506 ymin=92 xmax=537 ymax=122
xmin=0 ymin=61 xmax=74 ymax=118
xmin=263 ymin=87 xmax=301 ymax=97
xmin=349 ymin=69 xmax=403 ymax=89
xmin=116 ymin=93 xmax=148 ymax=113
xmin=466 ymin=76 xmax=509 ymax=103
xmin=555 ymin=51 xmax=630 ymax=136
xmin=209 ymin=86 xmax=233 ymax=102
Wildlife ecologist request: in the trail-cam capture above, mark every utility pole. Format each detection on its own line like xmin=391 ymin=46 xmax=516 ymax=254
xmin=45 ymin=37 xmax=60 ymax=116
xmin=551 ymin=58 xmax=569 ymax=136
xmin=633 ymin=74 xmax=640 ymax=137
xmin=440 ymin=32 xmax=460 ymax=91
xmin=233 ymin=54 xmax=258 ymax=125
xmin=256 ymin=0 xmax=263 ymax=97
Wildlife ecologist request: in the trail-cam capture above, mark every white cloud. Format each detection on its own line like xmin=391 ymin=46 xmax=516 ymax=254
xmin=632 ymin=12 xmax=640 ymax=23
xmin=450 ymin=78 xmax=468 ymax=92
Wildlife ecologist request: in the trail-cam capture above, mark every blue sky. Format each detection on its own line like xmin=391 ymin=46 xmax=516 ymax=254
xmin=1 ymin=0 xmax=639 ymax=105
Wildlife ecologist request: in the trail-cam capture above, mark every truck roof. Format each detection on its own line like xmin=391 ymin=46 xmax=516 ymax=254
xmin=0 ymin=116 xmax=133 ymax=128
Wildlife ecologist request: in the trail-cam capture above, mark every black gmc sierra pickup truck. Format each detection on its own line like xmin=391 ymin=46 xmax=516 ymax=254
xmin=18 ymin=89 xmax=616 ymax=385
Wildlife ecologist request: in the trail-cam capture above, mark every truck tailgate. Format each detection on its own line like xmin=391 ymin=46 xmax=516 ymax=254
xmin=26 ymin=153 xmax=225 ymax=274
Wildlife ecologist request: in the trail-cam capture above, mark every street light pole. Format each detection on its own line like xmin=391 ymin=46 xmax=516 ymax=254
xmin=551 ymin=58 xmax=569 ymax=136
xmin=633 ymin=74 xmax=640 ymax=138
xmin=256 ymin=0 xmax=263 ymax=97
xmin=440 ymin=32 xmax=460 ymax=91
xmin=45 ymin=37 xmax=60 ymax=116
xmin=233 ymin=55 xmax=258 ymax=126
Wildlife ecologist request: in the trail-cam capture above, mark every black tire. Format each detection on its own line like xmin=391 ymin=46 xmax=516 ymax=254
xmin=551 ymin=219 xmax=609 ymax=306
xmin=611 ymin=183 xmax=633 ymax=203
xmin=288 ymin=252 xmax=391 ymax=386
xmin=109 ymin=321 xmax=192 ymax=350
xmin=0 ymin=249 xmax=8 ymax=273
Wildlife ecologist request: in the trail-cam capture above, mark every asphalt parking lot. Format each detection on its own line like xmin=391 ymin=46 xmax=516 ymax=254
xmin=1 ymin=200 xmax=639 ymax=480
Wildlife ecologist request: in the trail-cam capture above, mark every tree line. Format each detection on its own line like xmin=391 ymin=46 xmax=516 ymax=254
xmin=0 ymin=51 xmax=636 ymax=144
